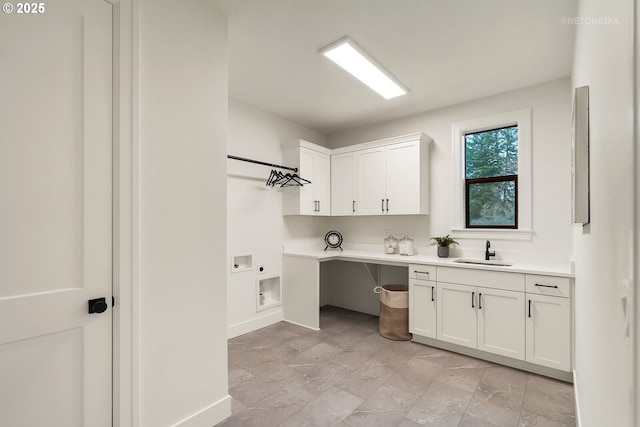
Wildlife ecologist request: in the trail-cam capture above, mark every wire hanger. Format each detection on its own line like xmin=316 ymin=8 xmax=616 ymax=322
xmin=278 ymin=173 xmax=311 ymax=187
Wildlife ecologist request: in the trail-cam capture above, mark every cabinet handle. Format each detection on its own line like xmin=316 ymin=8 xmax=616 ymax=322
xmin=478 ymin=293 xmax=482 ymax=310
xmin=413 ymin=270 xmax=430 ymax=276
xmin=381 ymin=199 xmax=384 ymax=212
xmin=534 ymin=283 xmax=558 ymax=289
xmin=386 ymin=198 xmax=389 ymax=212
xmin=353 ymin=200 xmax=356 ymax=213
xmin=318 ymin=200 xmax=320 ymax=212
xmin=471 ymin=291 xmax=475 ymax=308
xmin=528 ymin=299 xmax=532 ymax=318
xmin=431 ymin=286 xmax=435 ymax=302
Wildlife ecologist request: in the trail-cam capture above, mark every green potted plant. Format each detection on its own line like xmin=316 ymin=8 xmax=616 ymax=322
xmin=430 ymin=234 xmax=459 ymax=258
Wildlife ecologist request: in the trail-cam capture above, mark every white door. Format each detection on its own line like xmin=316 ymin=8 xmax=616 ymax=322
xmin=299 ymin=147 xmax=315 ymax=214
xmin=385 ymin=141 xmax=421 ymax=214
xmin=356 ymin=147 xmax=386 ymax=215
xmin=313 ymin=151 xmax=331 ymax=215
xmin=330 ymin=152 xmax=356 ymax=215
xmin=526 ymin=293 xmax=571 ymax=371
xmin=0 ymin=1 xmax=113 ymax=426
xmin=437 ymin=282 xmax=477 ymax=348
xmin=477 ymin=287 xmax=525 ymax=360
xmin=409 ymin=279 xmax=437 ymax=338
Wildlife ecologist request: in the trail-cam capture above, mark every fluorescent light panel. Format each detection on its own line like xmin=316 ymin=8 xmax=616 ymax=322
xmin=320 ymin=37 xmax=407 ymax=100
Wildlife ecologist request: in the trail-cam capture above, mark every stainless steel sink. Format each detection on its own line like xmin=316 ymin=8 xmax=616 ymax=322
xmin=454 ymin=258 xmax=514 ymax=267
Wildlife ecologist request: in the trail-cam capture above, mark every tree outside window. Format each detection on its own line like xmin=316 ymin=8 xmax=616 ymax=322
xmin=464 ymin=126 xmax=518 ymax=228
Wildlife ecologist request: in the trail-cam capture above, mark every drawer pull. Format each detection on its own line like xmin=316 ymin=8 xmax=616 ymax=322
xmin=534 ymin=283 xmax=559 ymax=289
xmin=414 ymin=270 xmax=430 ymax=276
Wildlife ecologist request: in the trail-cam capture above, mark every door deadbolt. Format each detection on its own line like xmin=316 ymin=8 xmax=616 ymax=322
xmin=88 ymin=297 xmax=108 ymax=314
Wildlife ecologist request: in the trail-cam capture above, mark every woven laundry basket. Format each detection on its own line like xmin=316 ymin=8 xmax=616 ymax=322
xmin=374 ymin=284 xmax=411 ymax=341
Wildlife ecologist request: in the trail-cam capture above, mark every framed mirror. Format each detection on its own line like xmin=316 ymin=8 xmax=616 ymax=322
xmin=572 ymin=85 xmax=590 ymax=225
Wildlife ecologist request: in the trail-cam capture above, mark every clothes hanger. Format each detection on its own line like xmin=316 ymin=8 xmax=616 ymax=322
xmin=279 ymin=173 xmax=311 ymax=187
xmin=266 ymin=169 xmax=282 ymax=186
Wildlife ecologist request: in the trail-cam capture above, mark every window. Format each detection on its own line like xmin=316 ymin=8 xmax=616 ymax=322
xmin=464 ymin=126 xmax=518 ymax=228
xmin=451 ymin=109 xmax=531 ymax=240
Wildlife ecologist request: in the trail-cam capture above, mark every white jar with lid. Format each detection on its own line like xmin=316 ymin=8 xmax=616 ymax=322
xmin=384 ymin=234 xmax=399 ymax=254
xmin=399 ymin=235 xmax=415 ymax=256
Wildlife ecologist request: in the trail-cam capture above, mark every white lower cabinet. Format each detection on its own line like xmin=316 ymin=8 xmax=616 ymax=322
xmin=437 ymin=282 xmax=525 ymax=360
xmin=409 ymin=278 xmax=437 ymax=338
xmin=525 ymin=293 xmax=571 ymax=371
xmin=477 ymin=288 xmax=525 ymax=360
xmin=409 ymin=265 xmax=437 ymax=338
xmin=410 ymin=265 xmax=572 ymax=375
xmin=437 ymin=282 xmax=477 ymax=347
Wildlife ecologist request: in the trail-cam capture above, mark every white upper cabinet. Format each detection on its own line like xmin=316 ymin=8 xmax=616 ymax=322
xmin=331 ymin=133 xmax=432 ymax=216
xmin=330 ymin=152 xmax=357 ymax=215
xmin=282 ymin=140 xmax=331 ymax=216
xmin=355 ymin=146 xmax=387 ymax=214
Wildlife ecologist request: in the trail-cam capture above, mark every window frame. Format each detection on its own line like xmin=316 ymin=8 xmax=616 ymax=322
xmin=451 ymin=109 xmax=532 ymax=241
xmin=465 ymin=174 xmax=518 ymax=229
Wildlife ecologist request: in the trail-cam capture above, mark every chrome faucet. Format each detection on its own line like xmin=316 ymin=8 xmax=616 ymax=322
xmin=485 ymin=240 xmax=496 ymax=261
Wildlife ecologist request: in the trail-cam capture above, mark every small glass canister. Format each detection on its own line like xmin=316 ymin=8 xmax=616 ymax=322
xmin=384 ymin=234 xmax=399 ymax=254
xmin=399 ymin=235 xmax=415 ymax=256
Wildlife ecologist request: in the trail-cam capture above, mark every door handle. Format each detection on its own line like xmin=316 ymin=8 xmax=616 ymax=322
xmin=534 ymin=283 xmax=559 ymax=289
xmin=386 ymin=199 xmax=389 ymax=212
xmin=431 ymin=286 xmax=435 ymax=302
xmin=88 ymin=297 xmax=108 ymax=314
xmin=478 ymin=293 xmax=482 ymax=310
xmin=353 ymin=200 xmax=355 ymax=213
xmin=528 ymin=299 xmax=532 ymax=318
xmin=471 ymin=291 xmax=475 ymax=308
xmin=381 ymin=198 xmax=384 ymax=213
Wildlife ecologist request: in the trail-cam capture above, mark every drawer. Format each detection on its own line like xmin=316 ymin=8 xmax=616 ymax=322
xmin=410 ymin=264 xmax=436 ymax=281
xmin=526 ymin=275 xmax=571 ymax=298
xmin=437 ymin=266 xmax=525 ymax=292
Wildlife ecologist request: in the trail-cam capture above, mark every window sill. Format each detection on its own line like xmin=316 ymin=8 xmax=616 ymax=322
xmin=450 ymin=228 xmax=533 ymax=241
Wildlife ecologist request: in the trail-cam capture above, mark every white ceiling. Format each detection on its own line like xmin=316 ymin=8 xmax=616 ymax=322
xmin=212 ymin=0 xmax=577 ymax=135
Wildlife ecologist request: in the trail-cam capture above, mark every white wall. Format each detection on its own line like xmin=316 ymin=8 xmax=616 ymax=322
xmin=138 ymin=1 xmax=230 ymax=425
xmin=326 ymin=78 xmax=574 ymax=265
xmin=571 ymin=1 xmax=637 ymax=426
xmin=226 ymin=100 xmax=326 ymax=337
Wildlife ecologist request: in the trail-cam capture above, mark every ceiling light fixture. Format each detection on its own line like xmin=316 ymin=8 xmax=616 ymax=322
xmin=319 ymin=36 xmax=408 ymax=100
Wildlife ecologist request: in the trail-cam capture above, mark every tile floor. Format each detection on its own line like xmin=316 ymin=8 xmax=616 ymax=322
xmin=219 ymin=306 xmax=576 ymax=427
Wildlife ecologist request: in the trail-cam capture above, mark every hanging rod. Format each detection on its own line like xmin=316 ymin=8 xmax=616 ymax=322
xmin=227 ymin=155 xmax=298 ymax=172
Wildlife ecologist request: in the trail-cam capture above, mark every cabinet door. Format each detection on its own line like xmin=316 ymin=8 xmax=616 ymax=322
xmin=437 ymin=282 xmax=477 ymax=348
xmin=526 ymin=294 xmax=571 ymax=371
xmin=330 ymin=152 xmax=355 ymax=215
xmin=477 ymin=288 xmax=525 ymax=360
xmin=385 ymin=141 xmax=421 ymax=214
xmin=299 ymin=147 xmax=316 ymax=215
xmin=313 ymin=151 xmax=331 ymax=215
xmin=356 ymin=147 xmax=386 ymax=215
xmin=410 ymin=279 xmax=436 ymax=338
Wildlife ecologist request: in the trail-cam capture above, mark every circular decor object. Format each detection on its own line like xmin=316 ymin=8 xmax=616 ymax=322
xmin=324 ymin=230 xmax=343 ymax=251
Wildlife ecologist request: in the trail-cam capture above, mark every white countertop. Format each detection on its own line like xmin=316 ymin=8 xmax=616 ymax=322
xmin=283 ymin=248 xmax=574 ymax=278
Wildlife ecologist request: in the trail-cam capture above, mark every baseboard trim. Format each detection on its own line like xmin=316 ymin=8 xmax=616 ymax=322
xmin=573 ymin=369 xmax=583 ymax=427
xmin=411 ymin=335 xmax=573 ymax=382
xmin=227 ymin=310 xmax=284 ymax=338
xmin=283 ymin=318 xmax=320 ymax=331
xmin=171 ymin=395 xmax=232 ymax=427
